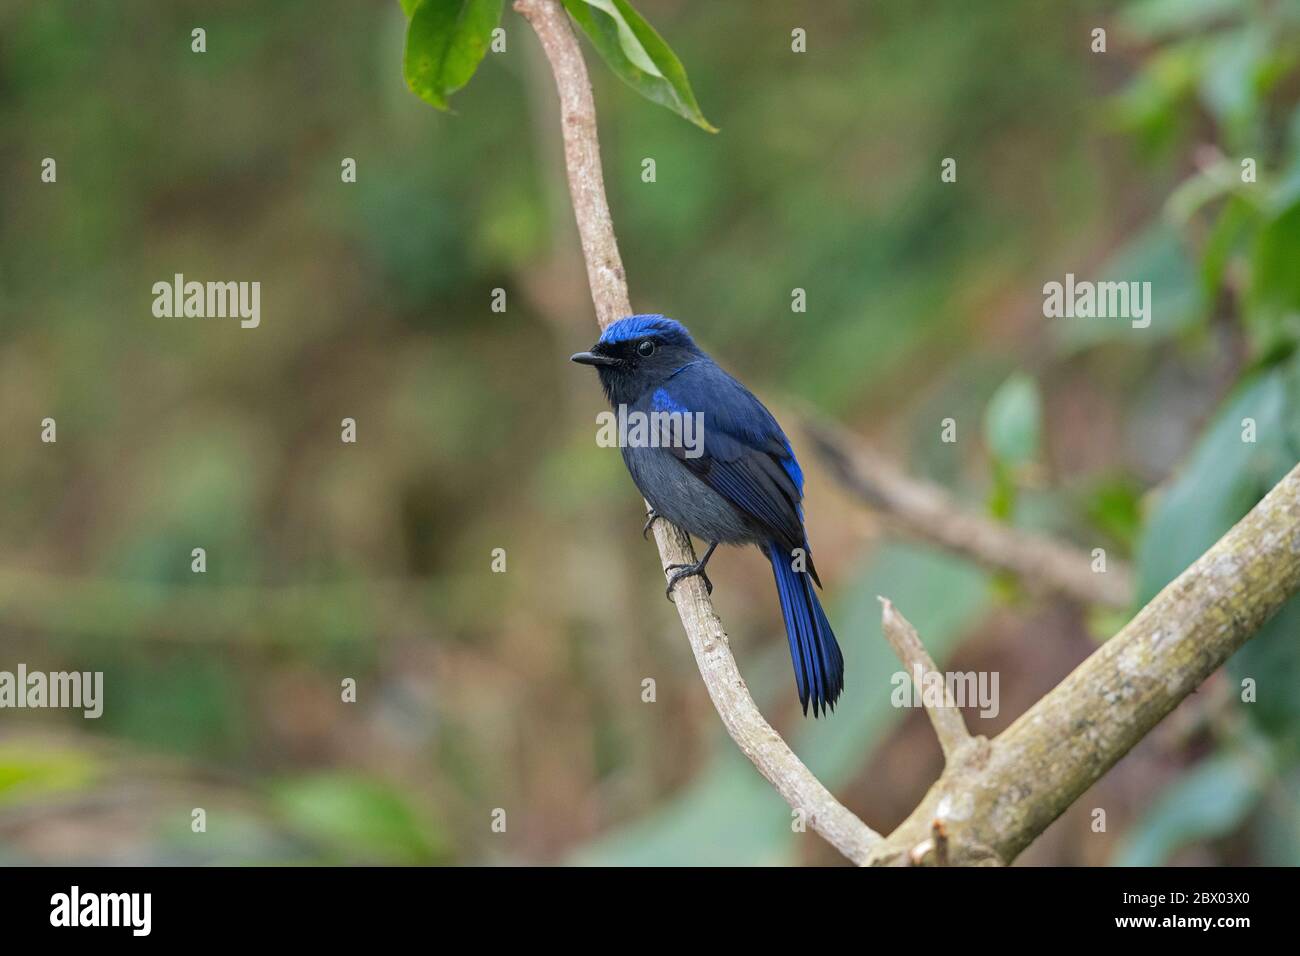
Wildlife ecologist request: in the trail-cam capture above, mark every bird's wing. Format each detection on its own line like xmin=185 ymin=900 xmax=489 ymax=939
xmin=646 ymin=361 xmax=807 ymax=553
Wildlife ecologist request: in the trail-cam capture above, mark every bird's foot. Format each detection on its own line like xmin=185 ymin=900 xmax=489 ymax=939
xmin=642 ymin=509 xmax=661 ymax=539
xmin=665 ymin=562 xmax=712 ymax=601
xmin=663 ymin=541 xmax=719 ymax=602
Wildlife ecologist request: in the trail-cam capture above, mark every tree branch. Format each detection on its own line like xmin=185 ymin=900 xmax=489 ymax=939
xmin=869 ymin=461 xmax=1300 ymax=865
xmin=513 ymin=0 xmax=880 ymax=864
xmin=513 ymin=0 xmax=630 ymax=328
xmin=878 ymin=597 xmax=975 ymax=763
xmin=804 ymin=417 xmax=1134 ymax=609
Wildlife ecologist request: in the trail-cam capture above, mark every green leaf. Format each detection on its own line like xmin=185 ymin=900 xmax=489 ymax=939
xmin=1230 ymin=598 xmax=1300 ymax=743
xmin=0 ymin=741 xmax=100 ymax=806
xmin=1197 ymin=26 xmax=1269 ymax=137
xmin=1112 ymin=750 xmax=1270 ymax=865
xmin=271 ymin=773 xmax=449 ymax=864
xmin=1248 ymin=198 xmax=1300 ymax=352
xmin=1164 ymin=158 xmax=1243 ymax=226
xmin=987 ymin=460 xmax=1016 ymax=522
xmin=1119 ymin=0 xmax=1246 ymax=42
xmin=1252 ymin=769 xmax=1300 ymax=865
xmin=983 ymin=372 xmax=1041 ymax=469
xmin=560 ymin=0 xmax=716 ymax=132
xmin=1107 ymin=43 xmax=1201 ymax=154
xmin=1199 ymin=193 xmax=1260 ymax=307
xmin=1135 ymin=358 xmax=1300 ymax=744
xmin=1052 ymin=221 xmax=1202 ymax=353
xmin=403 ymin=0 xmax=503 ymax=112
xmin=1082 ymin=475 xmax=1145 ymax=552
xmin=1135 ymin=365 xmax=1295 ymax=604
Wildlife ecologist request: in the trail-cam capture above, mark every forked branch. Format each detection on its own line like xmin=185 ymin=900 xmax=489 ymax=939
xmin=869 ymin=462 xmax=1300 ymax=865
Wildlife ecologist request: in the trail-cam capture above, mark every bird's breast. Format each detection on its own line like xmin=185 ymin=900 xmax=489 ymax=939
xmin=622 ymin=445 xmax=756 ymax=544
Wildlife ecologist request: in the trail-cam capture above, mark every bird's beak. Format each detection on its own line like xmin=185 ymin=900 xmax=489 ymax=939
xmin=570 ymin=351 xmax=618 ymax=367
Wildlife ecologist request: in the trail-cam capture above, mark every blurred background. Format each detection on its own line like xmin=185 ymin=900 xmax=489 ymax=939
xmin=1 ymin=0 xmax=1299 ymax=865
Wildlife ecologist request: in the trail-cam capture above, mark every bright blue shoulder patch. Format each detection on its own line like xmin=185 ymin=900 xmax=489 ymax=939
xmin=651 ymin=387 xmax=690 ymax=414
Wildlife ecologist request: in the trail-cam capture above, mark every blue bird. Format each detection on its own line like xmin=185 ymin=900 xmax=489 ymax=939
xmin=572 ymin=314 xmax=844 ymax=716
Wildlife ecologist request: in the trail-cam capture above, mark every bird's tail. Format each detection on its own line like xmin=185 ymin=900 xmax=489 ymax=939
xmin=766 ymin=543 xmax=844 ymax=717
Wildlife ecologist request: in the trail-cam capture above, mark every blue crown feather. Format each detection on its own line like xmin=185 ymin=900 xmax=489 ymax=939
xmin=599 ymin=314 xmax=695 ymax=348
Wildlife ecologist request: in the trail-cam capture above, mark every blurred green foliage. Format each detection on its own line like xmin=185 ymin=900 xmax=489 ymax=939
xmin=271 ymin=772 xmax=451 ymax=864
xmin=0 ymin=741 xmax=101 ymax=807
xmin=1111 ymin=0 xmax=1300 ymax=864
xmin=983 ymin=371 xmax=1042 ymax=522
xmin=1114 ymin=747 xmax=1273 ymax=866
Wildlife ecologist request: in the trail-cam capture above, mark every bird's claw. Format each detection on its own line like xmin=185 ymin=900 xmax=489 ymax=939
xmin=664 ymin=562 xmax=713 ymax=602
xmin=642 ymin=509 xmax=661 ymax=539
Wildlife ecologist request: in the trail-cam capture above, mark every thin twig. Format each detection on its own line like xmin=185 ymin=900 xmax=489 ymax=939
xmin=513 ymin=0 xmax=880 ymax=864
xmin=878 ymin=597 xmax=972 ymax=762
xmin=805 ymin=418 xmax=1134 ymax=609
xmin=931 ymin=819 xmax=950 ymax=866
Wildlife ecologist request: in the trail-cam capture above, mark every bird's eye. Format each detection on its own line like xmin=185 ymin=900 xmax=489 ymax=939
xmin=637 ymin=339 xmax=656 ymax=358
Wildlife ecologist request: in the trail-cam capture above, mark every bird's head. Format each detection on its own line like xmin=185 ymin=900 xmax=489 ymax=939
xmin=571 ymin=314 xmax=702 ymax=405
